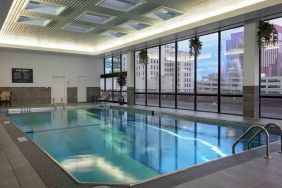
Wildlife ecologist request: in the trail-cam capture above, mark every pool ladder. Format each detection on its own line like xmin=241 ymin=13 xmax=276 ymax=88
xmin=232 ymin=123 xmax=282 ymax=159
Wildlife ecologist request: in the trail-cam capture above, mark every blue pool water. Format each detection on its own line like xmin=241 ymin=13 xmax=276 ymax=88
xmin=8 ymin=108 xmax=278 ymax=184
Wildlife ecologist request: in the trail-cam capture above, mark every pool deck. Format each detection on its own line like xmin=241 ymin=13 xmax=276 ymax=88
xmin=0 ymin=113 xmax=46 ymax=188
xmin=1 ymin=103 xmax=282 ymax=188
xmin=173 ymin=151 xmax=282 ymax=188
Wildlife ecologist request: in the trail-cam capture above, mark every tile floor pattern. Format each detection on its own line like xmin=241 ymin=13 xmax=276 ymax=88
xmin=174 ymin=152 xmax=282 ymax=188
xmin=0 ymin=113 xmax=46 ymax=188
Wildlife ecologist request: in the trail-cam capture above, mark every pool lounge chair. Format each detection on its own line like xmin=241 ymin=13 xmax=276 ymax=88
xmin=0 ymin=91 xmax=12 ymax=107
xmin=96 ymin=91 xmax=111 ymax=103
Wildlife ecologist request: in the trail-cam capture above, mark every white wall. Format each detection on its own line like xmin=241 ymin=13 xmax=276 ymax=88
xmin=0 ymin=48 xmax=103 ymax=88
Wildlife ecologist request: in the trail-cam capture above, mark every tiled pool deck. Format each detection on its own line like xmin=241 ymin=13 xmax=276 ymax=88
xmin=1 ymin=103 xmax=282 ymax=188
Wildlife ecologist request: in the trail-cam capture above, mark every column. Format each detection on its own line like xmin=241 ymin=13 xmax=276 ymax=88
xmin=127 ymin=51 xmax=135 ymax=105
xmin=243 ymin=22 xmax=260 ymax=119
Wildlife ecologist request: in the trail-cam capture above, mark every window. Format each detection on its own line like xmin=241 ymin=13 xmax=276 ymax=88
xmin=122 ymin=54 xmax=128 ymax=72
xmin=134 ymin=27 xmax=245 ymax=115
xmin=113 ymin=56 xmax=121 ymax=73
xmin=260 ymin=18 xmax=282 ymax=119
xmin=147 ymin=47 xmax=159 ymax=107
xmin=197 ymin=33 xmax=219 ymax=112
xmin=135 ymin=51 xmax=146 ymax=105
xmin=105 ymin=57 xmax=112 ymax=74
xmin=135 ymin=51 xmax=146 ymax=93
xmin=220 ymin=27 xmax=244 ymax=115
xmin=102 ymin=54 xmax=128 ymax=102
xmin=177 ymin=39 xmax=195 ymax=110
xmin=161 ymin=43 xmax=175 ymax=108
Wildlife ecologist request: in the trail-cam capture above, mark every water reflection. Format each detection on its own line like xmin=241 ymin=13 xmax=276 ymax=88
xmin=8 ymin=108 xmax=277 ymax=183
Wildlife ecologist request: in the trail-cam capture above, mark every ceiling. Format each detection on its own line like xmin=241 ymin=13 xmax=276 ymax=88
xmin=0 ymin=0 xmax=281 ymax=56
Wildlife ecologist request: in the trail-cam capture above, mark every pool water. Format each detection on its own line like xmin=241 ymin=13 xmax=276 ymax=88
xmin=8 ymin=108 xmax=278 ymax=184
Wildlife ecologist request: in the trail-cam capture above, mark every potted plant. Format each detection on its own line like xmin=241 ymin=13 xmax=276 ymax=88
xmin=189 ymin=36 xmax=203 ymax=57
xmin=138 ymin=49 xmax=148 ymax=64
xmin=116 ymin=72 xmax=127 ymax=105
xmin=257 ymin=20 xmax=278 ymax=48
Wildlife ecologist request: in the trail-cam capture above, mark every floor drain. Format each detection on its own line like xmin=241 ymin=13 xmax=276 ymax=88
xmin=17 ymin=137 xmax=28 ymax=142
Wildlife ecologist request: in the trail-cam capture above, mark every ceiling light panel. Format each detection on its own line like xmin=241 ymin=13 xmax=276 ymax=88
xmin=77 ymin=12 xmax=115 ymax=24
xmin=1 ymin=0 xmax=280 ymax=55
xmin=17 ymin=16 xmax=51 ymax=27
xmin=63 ymin=24 xmax=94 ymax=33
xmin=144 ymin=7 xmax=183 ymax=21
xmin=25 ymin=0 xmax=67 ymax=15
xmin=118 ymin=20 xmax=151 ymax=30
xmin=100 ymin=30 xmax=127 ymax=38
xmin=98 ymin=0 xmax=145 ymax=12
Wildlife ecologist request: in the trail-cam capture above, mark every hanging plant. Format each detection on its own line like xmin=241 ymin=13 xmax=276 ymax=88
xmin=138 ymin=49 xmax=148 ymax=64
xmin=257 ymin=20 xmax=278 ymax=48
xmin=189 ymin=36 xmax=203 ymax=57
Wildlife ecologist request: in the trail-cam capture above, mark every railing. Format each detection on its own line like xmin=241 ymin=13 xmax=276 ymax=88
xmin=248 ymin=123 xmax=282 ymax=153
xmin=232 ymin=124 xmax=271 ymax=159
xmin=53 ymin=98 xmax=65 ymax=110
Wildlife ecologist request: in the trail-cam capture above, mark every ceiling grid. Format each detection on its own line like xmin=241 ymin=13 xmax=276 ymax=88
xmin=0 ymin=0 xmax=281 ymax=55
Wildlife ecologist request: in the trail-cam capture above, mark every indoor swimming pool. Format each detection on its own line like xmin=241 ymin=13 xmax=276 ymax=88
xmin=8 ymin=107 xmax=278 ymax=184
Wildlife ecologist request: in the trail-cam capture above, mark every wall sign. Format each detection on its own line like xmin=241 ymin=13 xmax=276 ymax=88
xmin=12 ymin=68 xmax=33 ymax=83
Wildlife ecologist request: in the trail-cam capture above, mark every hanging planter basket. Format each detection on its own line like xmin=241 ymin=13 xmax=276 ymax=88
xmin=257 ymin=20 xmax=278 ymax=48
xmin=138 ymin=49 xmax=148 ymax=65
xmin=189 ymin=36 xmax=203 ymax=57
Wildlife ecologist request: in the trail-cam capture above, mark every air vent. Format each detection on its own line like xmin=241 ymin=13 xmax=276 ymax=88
xmin=63 ymin=24 xmax=94 ymax=33
xmin=17 ymin=16 xmax=51 ymax=27
xmin=77 ymin=12 xmax=115 ymax=24
xmin=25 ymin=0 xmax=67 ymax=16
xmin=100 ymin=30 xmax=127 ymax=38
xmin=144 ymin=7 xmax=183 ymax=21
xmin=98 ymin=0 xmax=145 ymax=12
xmin=118 ymin=20 xmax=151 ymax=30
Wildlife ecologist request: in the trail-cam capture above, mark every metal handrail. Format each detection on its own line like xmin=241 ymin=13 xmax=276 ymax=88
xmin=232 ymin=124 xmax=271 ymax=159
xmin=248 ymin=123 xmax=282 ymax=153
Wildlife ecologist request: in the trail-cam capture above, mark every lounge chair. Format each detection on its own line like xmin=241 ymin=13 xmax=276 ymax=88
xmin=0 ymin=91 xmax=12 ymax=107
xmin=96 ymin=91 xmax=111 ymax=103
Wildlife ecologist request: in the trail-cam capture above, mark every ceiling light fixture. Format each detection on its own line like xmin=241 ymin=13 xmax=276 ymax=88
xmin=100 ymin=30 xmax=127 ymax=38
xmin=24 ymin=0 xmax=67 ymax=16
xmin=62 ymin=23 xmax=94 ymax=33
xmin=144 ymin=6 xmax=183 ymax=21
xmin=118 ymin=20 xmax=151 ymax=30
xmin=97 ymin=0 xmax=145 ymax=12
xmin=77 ymin=12 xmax=115 ymax=24
xmin=17 ymin=16 xmax=51 ymax=27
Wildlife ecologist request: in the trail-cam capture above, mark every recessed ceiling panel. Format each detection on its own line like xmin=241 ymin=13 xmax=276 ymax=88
xmin=100 ymin=30 xmax=127 ymax=38
xmin=77 ymin=12 xmax=115 ymax=24
xmin=144 ymin=7 xmax=183 ymax=21
xmin=0 ymin=0 xmax=279 ymax=55
xmin=98 ymin=0 xmax=145 ymax=12
xmin=25 ymin=0 xmax=67 ymax=15
xmin=118 ymin=20 xmax=151 ymax=30
xmin=63 ymin=24 xmax=94 ymax=33
xmin=17 ymin=16 xmax=51 ymax=27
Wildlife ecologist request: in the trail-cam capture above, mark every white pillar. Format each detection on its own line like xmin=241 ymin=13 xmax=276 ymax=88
xmin=243 ymin=21 xmax=260 ymax=119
